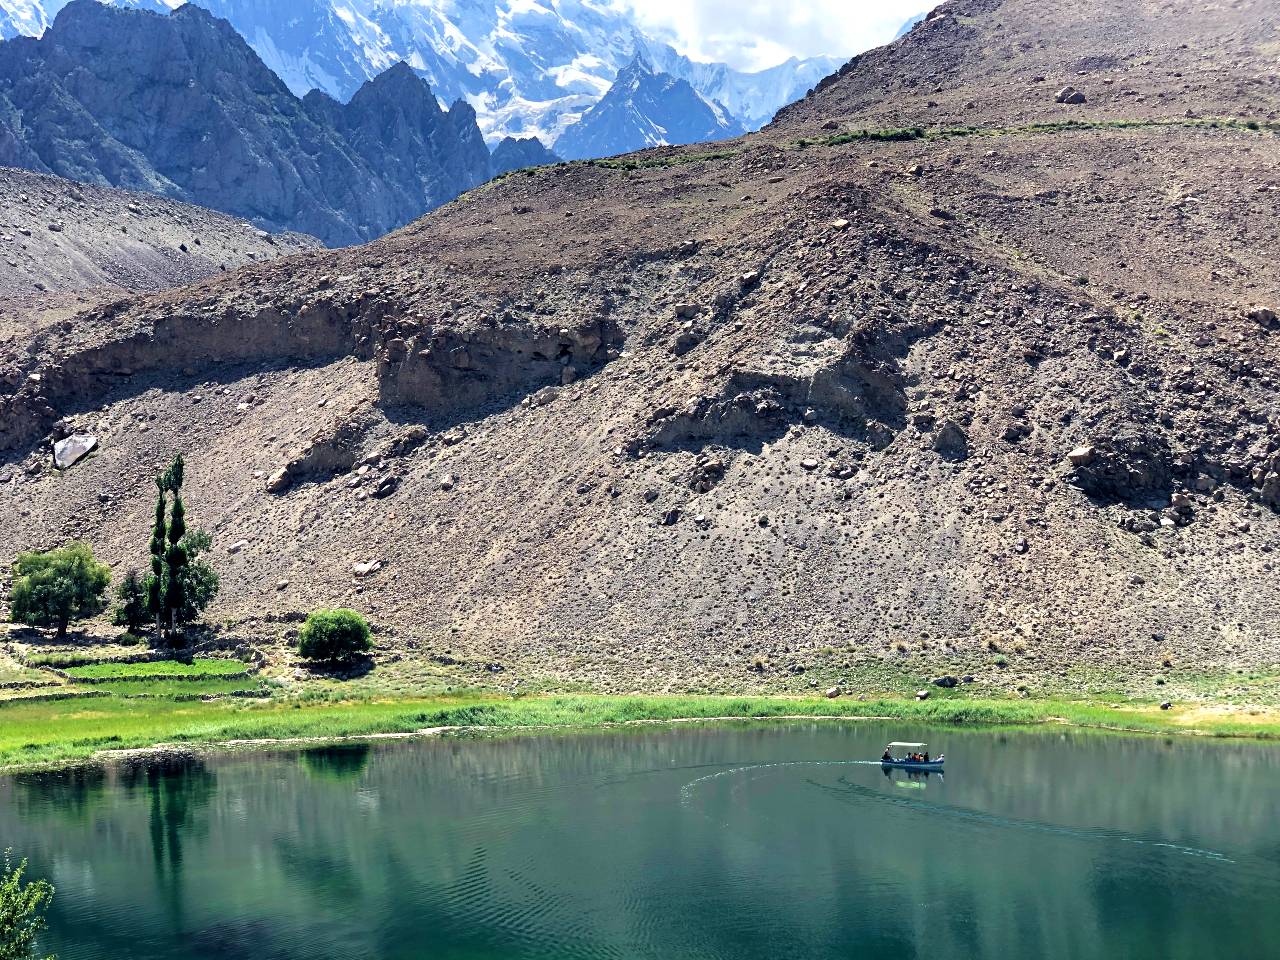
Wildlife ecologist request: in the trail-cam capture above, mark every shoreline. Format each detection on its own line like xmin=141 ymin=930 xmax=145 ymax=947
xmin=3 ymin=694 xmax=1279 ymax=774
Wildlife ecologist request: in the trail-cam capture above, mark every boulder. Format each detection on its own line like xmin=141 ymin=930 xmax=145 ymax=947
xmin=1055 ymin=86 xmax=1087 ymax=104
xmin=1067 ymin=445 xmax=1096 ymax=467
xmin=1248 ymin=306 xmax=1278 ymax=328
xmin=1254 ymin=455 xmax=1280 ymax=509
xmin=932 ymin=420 xmax=969 ymax=460
xmin=824 ymin=687 xmax=841 ymax=699
xmin=933 ymin=675 xmax=959 ymax=688
xmin=265 ymin=467 xmax=292 ymax=493
xmin=353 ymin=560 xmax=383 ymax=577
xmin=915 ymin=689 xmax=930 ymax=700
xmin=53 ymin=433 xmax=97 ymax=469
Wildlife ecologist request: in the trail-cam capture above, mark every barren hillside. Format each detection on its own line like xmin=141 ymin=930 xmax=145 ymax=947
xmin=1 ymin=0 xmax=1278 ymax=695
xmin=1 ymin=166 xmax=317 ymax=340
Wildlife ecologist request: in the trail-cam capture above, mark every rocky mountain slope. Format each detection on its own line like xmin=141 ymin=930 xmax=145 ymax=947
xmin=0 ymin=0 xmax=846 ymax=145
xmin=490 ymin=137 xmax=562 ymax=178
xmin=2 ymin=0 xmax=1278 ymax=695
xmin=0 ymin=0 xmax=493 ymax=245
xmin=555 ymin=56 xmax=744 ymax=161
xmin=0 ymin=165 xmax=316 ymax=340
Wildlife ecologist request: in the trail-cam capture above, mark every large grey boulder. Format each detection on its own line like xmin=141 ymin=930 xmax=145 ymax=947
xmin=53 ymin=433 xmax=97 ymax=469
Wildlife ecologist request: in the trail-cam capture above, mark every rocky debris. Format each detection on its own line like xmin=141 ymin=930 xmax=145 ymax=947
xmin=52 ymin=434 xmax=97 ymax=470
xmin=1065 ymin=431 xmax=1173 ymax=502
xmin=1254 ymin=456 xmax=1280 ymax=509
xmin=689 ymin=456 xmax=726 ymax=493
xmin=1249 ymin=306 xmax=1279 ymax=329
xmin=0 ymin=167 xmax=316 ymax=303
xmin=1055 ymin=86 xmax=1087 ymax=104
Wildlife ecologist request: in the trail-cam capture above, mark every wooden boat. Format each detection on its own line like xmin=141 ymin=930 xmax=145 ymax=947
xmin=879 ymin=741 xmax=944 ymax=770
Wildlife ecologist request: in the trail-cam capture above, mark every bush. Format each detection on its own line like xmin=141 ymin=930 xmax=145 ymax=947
xmin=112 ymin=569 xmax=149 ymax=633
xmin=298 ymin=609 xmax=372 ymax=662
xmin=10 ymin=542 xmax=111 ymax=638
xmin=1 ymin=850 xmax=55 ymax=960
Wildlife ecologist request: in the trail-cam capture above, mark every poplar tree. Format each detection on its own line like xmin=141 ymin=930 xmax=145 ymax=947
xmin=144 ymin=455 xmax=218 ymax=644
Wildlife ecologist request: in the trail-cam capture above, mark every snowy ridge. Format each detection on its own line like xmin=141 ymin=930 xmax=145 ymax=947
xmin=0 ymin=0 xmax=857 ymax=145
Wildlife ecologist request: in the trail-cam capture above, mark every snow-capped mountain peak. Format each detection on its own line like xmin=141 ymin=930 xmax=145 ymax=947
xmin=0 ymin=0 xmax=852 ymax=146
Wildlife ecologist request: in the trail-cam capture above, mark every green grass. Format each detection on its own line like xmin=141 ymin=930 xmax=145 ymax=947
xmin=809 ymin=117 xmax=1280 ymax=149
xmin=85 ymin=677 xmax=272 ymax=699
xmin=0 ymin=692 xmax=1276 ymax=772
xmin=586 ymin=149 xmax=737 ymax=172
xmin=59 ymin=658 xmax=251 ymax=681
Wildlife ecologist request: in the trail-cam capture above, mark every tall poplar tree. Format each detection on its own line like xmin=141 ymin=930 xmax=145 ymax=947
xmin=145 ymin=455 xmax=218 ymax=644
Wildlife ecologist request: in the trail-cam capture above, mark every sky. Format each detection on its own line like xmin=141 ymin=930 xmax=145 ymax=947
xmin=616 ymin=0 xmax=934 ymax=72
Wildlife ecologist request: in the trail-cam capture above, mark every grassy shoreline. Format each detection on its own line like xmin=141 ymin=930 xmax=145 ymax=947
xmin=2 ymin=691 xmax=1278 ymax=773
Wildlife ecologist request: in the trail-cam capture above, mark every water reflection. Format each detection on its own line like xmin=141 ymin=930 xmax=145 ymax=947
xmin=298 ymin=744 xmax=371 ymax=783
xmin=11 ymin=765 xmax=107 ymax=822
xmin=1 ymin=723 xmax=1277 ymax=960
xmin=121 ymin=755 xmax=217 ymax=936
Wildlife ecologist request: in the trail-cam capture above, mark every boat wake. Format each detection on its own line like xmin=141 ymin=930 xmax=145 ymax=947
xmin=679 ymin=761 xmax=1237 ymax=865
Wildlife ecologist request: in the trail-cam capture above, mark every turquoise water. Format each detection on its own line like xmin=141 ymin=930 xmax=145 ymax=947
xmin=2 ymin=722 xmax=1278 ymax=959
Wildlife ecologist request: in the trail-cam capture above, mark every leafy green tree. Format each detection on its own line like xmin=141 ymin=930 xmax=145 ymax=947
xmin=144 ymin=456 xmax=218 ymax=644
xmin=298 ymin=609 xmax=372 ymax=662
xmin=112 ymin=569 xmax=149 ymax=634
xmin=9 ymin=543 xmax=111 ymax=638
xmin=173 ymin=530 xmax=219 ymax=628
xmin=0 ymin=851 xmax=55 ymax=960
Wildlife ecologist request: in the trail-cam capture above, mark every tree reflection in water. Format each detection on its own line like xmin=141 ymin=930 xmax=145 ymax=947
xmin=299 ymin=743 xmax=371 ymax=782
xmin=120 ymin=754 xmax=217 ymax=931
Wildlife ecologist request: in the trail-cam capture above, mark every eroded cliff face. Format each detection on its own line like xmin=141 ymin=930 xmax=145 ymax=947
xmin=1 ymin=0 xmax=1278 ymax=692
xmin=0 ymin=1 xmax=493 ymax=245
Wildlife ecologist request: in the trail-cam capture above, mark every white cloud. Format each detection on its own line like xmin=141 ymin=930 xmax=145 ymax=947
xmin=614 ymin=0 xmax=933 ymax=72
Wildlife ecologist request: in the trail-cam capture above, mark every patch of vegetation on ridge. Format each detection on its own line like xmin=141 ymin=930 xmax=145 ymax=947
xmin=587 ymin=149 xmax=738 ymax=172
xmin=808 ymin=116 xmax=1280 ymax=148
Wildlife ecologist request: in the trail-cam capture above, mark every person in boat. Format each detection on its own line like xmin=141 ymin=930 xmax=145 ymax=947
xmin=923 ymin=751 xmax=930 ymax=762
xmin=882 ymin=747 xmax=893 ymax=762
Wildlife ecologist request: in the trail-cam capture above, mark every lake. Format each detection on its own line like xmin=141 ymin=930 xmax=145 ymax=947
xmin=2 ymin=722 xmax=1278 ymax=959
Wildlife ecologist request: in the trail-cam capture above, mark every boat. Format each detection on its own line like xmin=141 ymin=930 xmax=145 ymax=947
xmin=879 ymin=741 xmax=944 ymax=770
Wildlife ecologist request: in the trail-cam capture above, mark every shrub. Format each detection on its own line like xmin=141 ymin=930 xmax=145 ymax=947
xmin=112 ymin=569 xmax=149 ymax=633
xmin=1 ymin=850 xmax=55 ymax=960
xmin=298 ymin=609 xmax=372 ymax=662
xmin=9 ymin=542 xmax=111 ymax=637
